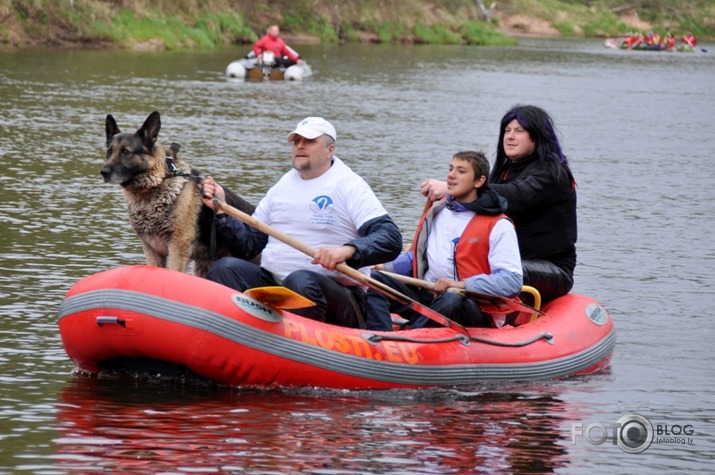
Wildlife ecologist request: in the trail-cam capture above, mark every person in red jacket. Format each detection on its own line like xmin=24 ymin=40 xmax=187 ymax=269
xmin=681 ymin=32 xmax=698 ymax=48
xmin=663 ymin=32 xmax=677 ymax=50
xmin=252 ymin=25 xmax=302 ymax=68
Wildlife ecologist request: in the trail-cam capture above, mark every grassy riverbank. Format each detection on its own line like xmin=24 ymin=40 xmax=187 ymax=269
xmin=1 ymin=0 xmax=713 ymax=49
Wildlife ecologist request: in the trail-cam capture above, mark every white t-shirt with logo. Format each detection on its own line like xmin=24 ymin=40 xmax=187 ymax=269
xmin=256 ymin=157 xmax=387 ymax=283
xmin=420 ymin=205 xmax=522 ymax=296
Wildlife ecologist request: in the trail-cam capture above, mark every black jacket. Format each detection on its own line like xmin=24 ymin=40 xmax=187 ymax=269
xmin=490 ymin=153 xmax=577 ymax=274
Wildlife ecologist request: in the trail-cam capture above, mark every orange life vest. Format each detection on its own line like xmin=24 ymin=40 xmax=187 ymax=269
xmin=410 ymin=201 xmax=506 ymax=280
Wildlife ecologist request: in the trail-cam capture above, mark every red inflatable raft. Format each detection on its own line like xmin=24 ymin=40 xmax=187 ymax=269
xmin=57 ymin=266 xmax=615 ymax=389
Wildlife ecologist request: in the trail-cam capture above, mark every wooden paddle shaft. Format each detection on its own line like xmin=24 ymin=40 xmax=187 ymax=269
xmin=213 ymin=198 xmax=470 ymax=336
xmin=381 ymin=272 xmax=435 ymax=290
xmin=378 ymin=270 xmax=543 ymax=316
xmin=212 ymin=198 xmax=385 ymax=287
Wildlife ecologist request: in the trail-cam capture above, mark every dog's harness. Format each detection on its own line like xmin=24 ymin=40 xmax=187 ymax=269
xmin=165 ymin=142 xmax=202 ymax=181
xmin=165 ymin=141 xmax=210 ymax=199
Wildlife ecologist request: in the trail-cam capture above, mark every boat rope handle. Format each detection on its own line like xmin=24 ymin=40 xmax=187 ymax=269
xmin=365 ymin=333 xmax=469 ymax=345
xmin=96 ymin=316 xmax=126 ymax=327
xmin=366 ymin=331 xmax=553 ymax=347
xmin=469 ymin=332 xmax=553 ymax=347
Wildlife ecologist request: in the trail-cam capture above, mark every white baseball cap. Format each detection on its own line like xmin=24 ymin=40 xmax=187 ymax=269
xmin=287 ymin=117 xmax=336 ymax=143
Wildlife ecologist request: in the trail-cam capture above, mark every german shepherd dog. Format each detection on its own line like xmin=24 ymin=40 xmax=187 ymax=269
xmin=101 ymin=111 xmax=255 ymax=277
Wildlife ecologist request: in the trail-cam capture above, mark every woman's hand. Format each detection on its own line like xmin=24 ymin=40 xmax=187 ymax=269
xmin=420 ymin=179 xmax=448 ymax=201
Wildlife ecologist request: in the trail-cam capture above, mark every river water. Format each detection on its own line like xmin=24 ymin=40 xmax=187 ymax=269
xmin=1 ymin=38 xmax=713 ymax=473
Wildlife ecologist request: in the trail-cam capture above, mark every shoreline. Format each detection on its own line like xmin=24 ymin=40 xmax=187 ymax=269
xmin=4 ymin=4 xmax=708 ymax=51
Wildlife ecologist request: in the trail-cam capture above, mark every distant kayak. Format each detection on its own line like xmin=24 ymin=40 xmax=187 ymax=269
xmin=604 ymin=35 xmax=705 ymax=53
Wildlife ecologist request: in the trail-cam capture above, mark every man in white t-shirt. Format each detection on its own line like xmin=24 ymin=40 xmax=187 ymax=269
xmin=201 ymin=117 xmax=402 ymax=329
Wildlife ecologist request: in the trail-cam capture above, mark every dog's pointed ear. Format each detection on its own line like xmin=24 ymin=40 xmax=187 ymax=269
xmin=138 ymin=111 xmax=161 ymax=150
xmin=105 ymin=114 xmax=121 ymax=147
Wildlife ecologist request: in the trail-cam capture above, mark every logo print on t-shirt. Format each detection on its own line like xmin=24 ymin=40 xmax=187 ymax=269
xmin=310 ymin=195 xmax=334 ymax=214
xmin=449 ymin=237 xmax=459 ymax=267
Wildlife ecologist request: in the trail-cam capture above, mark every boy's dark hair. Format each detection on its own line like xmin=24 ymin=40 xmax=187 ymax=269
xmin=453 ymin=150 xmax=490 ymax=183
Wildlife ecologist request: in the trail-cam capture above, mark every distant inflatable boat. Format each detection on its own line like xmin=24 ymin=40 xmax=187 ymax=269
xmin=225 ymin=51 xmax=312 ymax=81
xmin=604 ymin=38 xmax=704 ymax=53
xmin=57 ymin=266 xmax=615 ymax=390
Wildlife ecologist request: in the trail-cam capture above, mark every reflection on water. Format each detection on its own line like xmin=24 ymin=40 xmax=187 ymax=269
xmin=53 ymin=377 xmax=571 ymax=473
xmin=1 ymin=39 xmax=714 ymax=472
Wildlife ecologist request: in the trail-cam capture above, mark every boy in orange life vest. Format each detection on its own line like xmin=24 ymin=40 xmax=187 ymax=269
xmin=366 ymin=151 xmax=523 ymax=330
